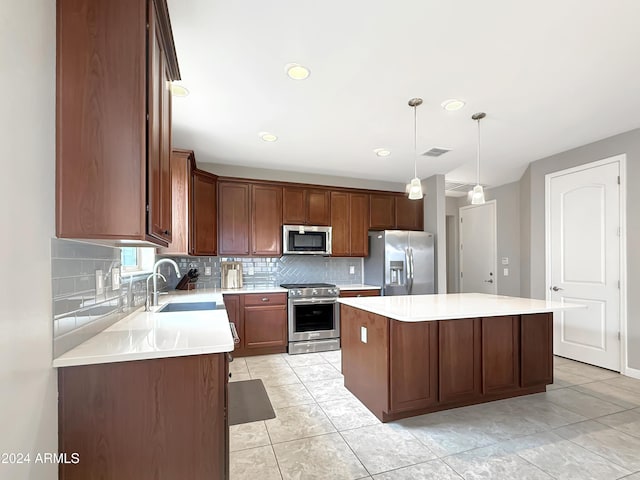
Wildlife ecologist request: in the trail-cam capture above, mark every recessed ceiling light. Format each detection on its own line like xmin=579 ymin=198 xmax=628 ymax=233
xmin=285 ymin=63 xmax=310 ymax=80
xmin=170 ymin=84 xmax=190 ymax=97
xmin=373 ymin=148 xmax=391 ymax=157
xmin=441 ymin=99 xmax=465 ymax=111
xmin=259 ymin=132 xmax=278 ymax=142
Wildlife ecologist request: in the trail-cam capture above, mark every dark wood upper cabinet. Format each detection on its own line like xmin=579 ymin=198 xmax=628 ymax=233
xmin=330 ymin=191 xmax=369 ymax=257
xmin=191 ymin=169 xmax=218 ymax=256
xmin=395 ymin=195 xmax=424 ymax=231
xmin=217 ymin=182 xmax=250 ymax=256
xmin=369 ymin=194 xmax=396 ymax=230
xmin=282 ymin=187 xmax=307 ymax=225
xmin=56 ymin=0 xmax=179 ymax=246
xmin=330 ymin=192 xmax=350 ymax=256
xmin=307 ymin=189 xmax=331 ymax=225
xmin=158 ymin=150 xmax=193 ymax=255
xmin=251 ymin=185 xmax=283 ymax=256
xmin=350 ymin=192 xmax=370 ymax=256
xmin=283 ymin=187 xmax=330 ymax=226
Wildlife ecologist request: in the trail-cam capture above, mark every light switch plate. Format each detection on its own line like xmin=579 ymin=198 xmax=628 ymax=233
xmin=503 ymin=268 xmax=509 ymax=276
xmin=360 ymin=326 xmax=367 ymax=343
xmin=502 ymin=257 xmax=509 ymax=265
xmin=95 ymin=270 xmax=104 ymax=295
xmin=204 ymin=266 xmax=212 ymax=276
xmin=349 ymin=265 xmax=355 ymax=275
xmin=111 ymin=267 xmax=121 ymax=291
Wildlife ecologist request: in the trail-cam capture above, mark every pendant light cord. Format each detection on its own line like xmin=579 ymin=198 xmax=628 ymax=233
xmin=476 ymin=118 xmax=481 ymax=185
xmin=413 ymin=105 xmax=418 ymax=178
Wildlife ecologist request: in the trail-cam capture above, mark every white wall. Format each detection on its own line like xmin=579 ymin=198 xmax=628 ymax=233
xmin=0 ymin=2 xmax=58 ymax=479
xmin=521 ymin=128 xmax=640 ymax=372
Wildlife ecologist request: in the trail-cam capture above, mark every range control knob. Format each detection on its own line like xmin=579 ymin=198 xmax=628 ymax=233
xmin=296 ymin=289 xmax=303 ymax=296
xmin=312 ymin=289 xmax=318 ymax=295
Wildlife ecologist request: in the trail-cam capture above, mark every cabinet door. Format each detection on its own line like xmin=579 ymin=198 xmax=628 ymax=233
xmin=390 ymin=320 xmax=438 ymax=412
xmin=395 ymin=195 xmax=424 ymax=231
xmin=482 ymin=316 xmax=520 ymax=394
xmin=369 ymin=194 xmax=395 ymax=230
xmin=521 ymin=313 xmax=553 ymax=387
xmin=191 ymin=169 xmax=217 ymax=256
xmin=147 ymin=4 xmax=171 ymax=243
xmin=439 ymin=318 xmax=482 ymax=403
xmin=307 ymin=189 xmax=331 ymax=225
xmin=244 ymin=305 xmax=287 ymax=350
xmin=218 ymin=182 xmax=250 ymax=255
xmin=330 ymin=191 xmax=350 ymax=256
xmin=251 ymin=184 xmax=283 ymax=256
xmin=283 ymin=187 xmax=306 ymax=224
xmin=223 ymin=295 xmax=243 ymax=354
xmin=158 ymin=150 xmax=191 ymax=255
xmin=350 ymin=193 xmax=369 ymax=256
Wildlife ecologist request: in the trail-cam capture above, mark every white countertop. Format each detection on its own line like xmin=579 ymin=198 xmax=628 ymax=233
xmin=337 ymin=284 xmax=381 ymax=291
xmin=53 ymin=294 xmax=235 ymax=368
xmin=338 ymin=293 xmax=583 ymax=322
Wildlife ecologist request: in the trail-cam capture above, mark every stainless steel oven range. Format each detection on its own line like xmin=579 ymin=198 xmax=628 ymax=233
xmin=280 ymin=283 xmax=340 ymax=354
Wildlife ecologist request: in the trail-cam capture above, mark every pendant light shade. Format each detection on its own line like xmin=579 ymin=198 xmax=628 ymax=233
xmin=407 ymin=98 xmax=423 ymax=200
xmin=469 ymin=112 xmax=486 ymax=205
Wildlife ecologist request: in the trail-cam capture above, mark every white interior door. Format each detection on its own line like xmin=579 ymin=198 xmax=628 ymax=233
xmin=547 ymin=159 xmax=620 ymax=371
xmin=459 ymin=201 xmax=497 ymax=294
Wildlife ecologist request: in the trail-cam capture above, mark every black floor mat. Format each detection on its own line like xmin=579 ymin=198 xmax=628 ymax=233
xmin=228 ymin=379 xmax=276 ymax=426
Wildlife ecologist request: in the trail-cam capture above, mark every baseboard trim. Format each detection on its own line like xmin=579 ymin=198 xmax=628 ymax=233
xmin=623 ymin=366 xmax=640 ymax=380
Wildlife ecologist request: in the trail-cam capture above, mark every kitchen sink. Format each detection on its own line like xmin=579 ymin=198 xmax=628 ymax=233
xmin=157 ymin=301 xmax=222 ymax=313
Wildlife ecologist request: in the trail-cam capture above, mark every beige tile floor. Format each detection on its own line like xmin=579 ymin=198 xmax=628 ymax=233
xmin=229 ymin=351 xmax=640 ymax=480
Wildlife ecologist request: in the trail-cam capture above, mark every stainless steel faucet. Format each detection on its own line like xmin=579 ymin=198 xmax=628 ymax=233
xmin=145 ymin=272 xmax=166 ymax=311
xmin=150 ymin=258 xmax=181 ymax=307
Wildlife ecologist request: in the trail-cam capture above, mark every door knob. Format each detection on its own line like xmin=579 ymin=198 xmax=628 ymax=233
xmin=551 ymin=286 xmax=564 ymax=292
xmin=484 ymin=279 xmax=494 ymax=283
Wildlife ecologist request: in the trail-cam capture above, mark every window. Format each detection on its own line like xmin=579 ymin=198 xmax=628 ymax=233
xmin=120 ymin=247 xmax=155 ymax=274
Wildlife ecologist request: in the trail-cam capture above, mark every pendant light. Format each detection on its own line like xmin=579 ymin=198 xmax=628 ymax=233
xmin=469 ymin=112 xmax=486 ymax=205
xmin=407 ymin=98 xmax=423 ymax=200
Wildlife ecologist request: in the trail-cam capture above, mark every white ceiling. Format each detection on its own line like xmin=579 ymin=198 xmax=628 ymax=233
xmin=167 ymin=0 xmax=640 ymax=190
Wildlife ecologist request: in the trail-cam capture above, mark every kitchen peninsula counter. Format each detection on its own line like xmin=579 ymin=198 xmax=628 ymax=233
xmin=338 ymin=293 xmax=581 ymax=422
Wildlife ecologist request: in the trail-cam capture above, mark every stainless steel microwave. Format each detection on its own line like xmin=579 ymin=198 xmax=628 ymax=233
xmin=282 ymin=225 xmax=332 ymax=255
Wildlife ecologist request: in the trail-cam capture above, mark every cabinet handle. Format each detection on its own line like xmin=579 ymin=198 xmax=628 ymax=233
xmin=229 ymin=323 xmax=240 ymax=344
xmin=226 ymin=352 xmax=234 ymax=363
xmin=261 ymin=297 xmax=269 ymax=302
xmin=163 ymin=229 xmax=171 ymax=235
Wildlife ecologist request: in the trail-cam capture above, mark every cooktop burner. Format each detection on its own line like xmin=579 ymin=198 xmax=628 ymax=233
xmin=280 ymin=283 xmax=336 ymax=289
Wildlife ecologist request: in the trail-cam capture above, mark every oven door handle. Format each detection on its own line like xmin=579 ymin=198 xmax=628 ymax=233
xmin=290 ymin=298 xmax=337 ymax=305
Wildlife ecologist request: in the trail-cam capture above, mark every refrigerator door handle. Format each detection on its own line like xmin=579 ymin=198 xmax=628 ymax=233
xmin=406 ymin=247 xmax=414 ymax=294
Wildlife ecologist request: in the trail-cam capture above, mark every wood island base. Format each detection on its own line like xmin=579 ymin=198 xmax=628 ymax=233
xmin=340 ymin=304 xmax=553 ymax=422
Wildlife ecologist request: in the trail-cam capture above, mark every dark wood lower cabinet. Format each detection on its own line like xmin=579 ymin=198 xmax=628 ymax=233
xmin=390 ymin=320 xmax=438 ymax=412
xmin=223 ymin=293 xmax=287 ymax=357
xmin=58 ymin=354 xmax=229 ymax=480
xmin=439 ymin=318 xmax=482 ymax=404
xmin=521 ymin=313 xmax=553 ymax=387
xmin=482 ymin=315 xmax=520 ymax=394
xmin=340 ymin=306 xmax=552 ymax=422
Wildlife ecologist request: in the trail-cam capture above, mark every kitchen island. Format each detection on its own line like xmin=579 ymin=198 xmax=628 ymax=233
xmin=338 ymin=293 xmax=580 ymax=422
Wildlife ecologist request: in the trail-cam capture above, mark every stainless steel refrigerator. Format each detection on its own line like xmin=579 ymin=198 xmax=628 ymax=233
xmin=364 ymin=230 xmax=435 ymax=295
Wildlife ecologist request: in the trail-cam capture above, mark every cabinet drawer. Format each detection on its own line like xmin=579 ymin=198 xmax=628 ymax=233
xmin=243 ymin=293 xmax=287 ymax=306
xmin=339 ymin=289 xmax=380 ymax=298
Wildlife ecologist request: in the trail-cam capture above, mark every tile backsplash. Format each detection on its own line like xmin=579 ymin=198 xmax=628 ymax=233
xmin=52 ymin=238 xmax=365 ymax=357
xmin=157 ymin=254 xmax=363 ymax=289
xmin=51 ymin=239 xmax=147 ymax=357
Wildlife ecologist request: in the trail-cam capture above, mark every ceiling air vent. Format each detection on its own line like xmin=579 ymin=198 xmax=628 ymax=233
xmin=422 ymin=147 xmax=451 ymax=157
xmin=445 ymin=181 xmax=488 ymax=193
